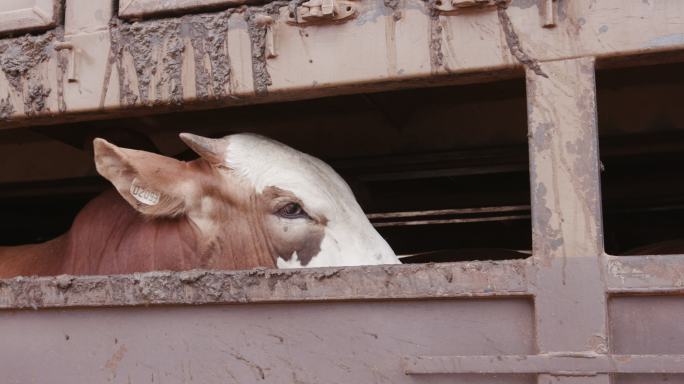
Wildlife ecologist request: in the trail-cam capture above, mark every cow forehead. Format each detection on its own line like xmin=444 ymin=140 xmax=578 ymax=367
xmin=223 ymin=134 xmax=357 ymax=209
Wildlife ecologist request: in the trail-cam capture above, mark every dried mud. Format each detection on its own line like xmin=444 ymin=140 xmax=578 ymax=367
xmin=0 ymin=32 xmax=60 ymax=117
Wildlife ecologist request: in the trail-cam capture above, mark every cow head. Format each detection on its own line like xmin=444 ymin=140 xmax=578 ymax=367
xmin=93 ymin=133 xmax=400 ymax=269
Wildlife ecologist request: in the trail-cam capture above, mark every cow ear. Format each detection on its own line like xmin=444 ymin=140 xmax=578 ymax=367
xmin=179 ymin=133 xmax=227 ymax=166
xmin=93 ymin=138 xmax=193 ymax=217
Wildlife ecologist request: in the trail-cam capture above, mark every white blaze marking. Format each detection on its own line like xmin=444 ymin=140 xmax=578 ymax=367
xmin=130 ymin=179 xmax=161 ymax=206
xmin=222 ymin=133 xmax=402 ymax=267
xmin=277 ymin=252 xmax=304 ymax=269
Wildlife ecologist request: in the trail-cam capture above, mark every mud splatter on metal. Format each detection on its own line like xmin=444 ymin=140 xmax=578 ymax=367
xmin=103 ymin=2 xmax=288 ymax=105
xmin=0 ymin=94 xmax=14 ymax=121
xmin=0 ymin=261 xmax=528 ymax=309
xmin=427 ymin=0 xmax=444 ymax=74
xmin=183 ymin=12 xmax=232 ymax=99
xmin=246 ymin=3 xmax=286 ymax=97
xmin=105 ymin=10 xmax=237 ymax=106
xmin=496 ymin=2 xmax=547 ymax=78
xmin=0 ymin=32 xmax=56 ymax=116
xmin=24 ymin=84 xmax=51 ymax=115
xmin=0 ymin=33 xmax=53 ymax=93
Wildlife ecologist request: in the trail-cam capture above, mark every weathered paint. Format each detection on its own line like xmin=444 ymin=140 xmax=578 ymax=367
xmin=1 ymin=2 xmax=684 ymax=384
xmin=0 ymin=0 xmax=683 ymax=125
xmin=0 ymin=31 xmax=61 ymax=115
xmin=0 ymin=260 xmax=528 ymax=308
xmin=0 ymin=299 xmax=535 ymax=383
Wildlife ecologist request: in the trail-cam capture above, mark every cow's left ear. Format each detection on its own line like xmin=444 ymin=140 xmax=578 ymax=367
xmin=93 ymin=138 xmax=194 ymax=217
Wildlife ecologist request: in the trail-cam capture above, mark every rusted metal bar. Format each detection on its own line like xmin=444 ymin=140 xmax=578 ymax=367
xmin=0 ymin=260 xmax=529 ymax=309
xmin=403 ymin=354 xmax=684 ymax=375
xmin=606 ymin=255 xmax=684 ymax=293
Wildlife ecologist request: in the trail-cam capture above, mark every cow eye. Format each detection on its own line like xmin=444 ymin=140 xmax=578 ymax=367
xmin=277 ymin=203 xmax=309 ymax=219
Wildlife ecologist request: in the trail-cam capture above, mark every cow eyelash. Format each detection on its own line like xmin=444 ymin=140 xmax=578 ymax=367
xmin=277 ymin=202 xmax=310 ymax=220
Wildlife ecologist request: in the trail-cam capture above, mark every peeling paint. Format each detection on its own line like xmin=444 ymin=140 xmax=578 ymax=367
xmin=101 ymin=2 xmax=287 ymax=103
xmin=0 ymin=94 xmax=13 ymax=121
xmin=0 ymin=33 xmax=53 ymax=93
xmin=496 ymin=3 xmax=547 ymax=78
xmin=104 ymin=8 xmax=241 ymax=106
xmin=107 ymin=18 xmax=180 ymax=104
xmin=532 ymin=182 xmax=563 ymax=253
xmin=245 ymin=3 xmax=286 ymax=97
xmin=0 ymin=32 xmax=57 ymax=116
xmin=24 ymin=84 xmax=51 ymax=115
xmin=0 ymin=261 xmax=528 ymax=309
xmin=427 ymin=0 xmax=444 ymax=74
xmin=183 ymin=12 xmax=233 ymax=99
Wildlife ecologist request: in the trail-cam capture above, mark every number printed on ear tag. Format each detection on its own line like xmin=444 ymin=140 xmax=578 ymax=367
xmin=130 ymin=179 xmax=161 ymax=206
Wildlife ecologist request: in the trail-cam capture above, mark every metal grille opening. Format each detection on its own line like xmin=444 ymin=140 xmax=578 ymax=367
xmin=598 ymin=61 xmax=684 ymax=256
xmin=0 ymin=78 xmax=531 ymax=262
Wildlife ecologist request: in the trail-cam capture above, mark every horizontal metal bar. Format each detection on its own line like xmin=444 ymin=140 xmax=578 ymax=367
xmin=372 ymin=214 xmax=530 ymax=227
xmin=0 ymin=259 xmax=530 ymax=309
xmin=403 ymin=354 xmax=684 ymax=375
xmin=367 ymin=205 xmax=531 ymax=219
xmin=606 ymin=254 xmax=684 ymax=293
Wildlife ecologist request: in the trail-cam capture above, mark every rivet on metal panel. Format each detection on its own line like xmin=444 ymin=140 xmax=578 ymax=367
xmin=286 ymin=0 xmax=357 ymax=25
xmin=254 ymin=14 xmax=277 ymax=58
xmin=541 ymin=0 xmax=557 ymax=28
xmin=53 ymin=41 xmax=78 ymax=82
xmin=434 ymin=0 xmax=509 ymax=14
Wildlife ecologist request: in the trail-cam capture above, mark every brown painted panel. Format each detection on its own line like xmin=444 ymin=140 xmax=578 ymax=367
xmin=610 ymin=296 xmax=684 ymax=354
xmin=0 ymin=299 xmax=534 ymax=383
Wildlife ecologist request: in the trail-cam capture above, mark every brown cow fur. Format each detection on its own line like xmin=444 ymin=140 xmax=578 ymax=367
xmin=0 ymin=187 xmax=277 ymax=278
xmin=0 ymin=146 xmax=278 ymax=278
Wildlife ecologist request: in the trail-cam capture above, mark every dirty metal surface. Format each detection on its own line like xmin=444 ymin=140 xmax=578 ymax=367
xmin=1 ymin=2 xmax=684 ymax=383
xmin=0 ymin=0 xmax=59 ymax=35
xmin=525 ymin=58 xmax=607 ymax=359
xmin=403 ymin=354 xmax=684 ymax=375
xmin=0 ymin=299 xmax=535 ymax=383
xmin=0 ymin=260 xmax=529 ymax=309
xmin=607 ymin=255 xmax=684 ymax=293
xmin=1 ymin=0 xmax=684 ymax=126
xmin=119 ymin=0 xmax=265 ymax=19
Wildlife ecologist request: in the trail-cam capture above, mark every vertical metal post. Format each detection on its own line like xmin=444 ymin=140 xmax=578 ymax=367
xmin=526 ymin=57 xmax=608 ymax=384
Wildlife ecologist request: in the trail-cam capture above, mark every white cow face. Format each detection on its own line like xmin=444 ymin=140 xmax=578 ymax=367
xmin=94 ymin=132 xmax=400 ymax=269
xmin=181 ymin=132 xmax=401 ymax=268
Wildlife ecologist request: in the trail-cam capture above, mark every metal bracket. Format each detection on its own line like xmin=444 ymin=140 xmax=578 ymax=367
xmin=541 ymin=0 xmax=557 ymax=28
xmin=403 ymin=354 xmax=684 ymax=375
xmin=253 ymin=14 xmax=277 ymax=58
xmin=286 ymin=0 xmax=357 ymax=26
xmin=53 ymin=41 xmax=78 ymax=82
xmin=434 ymin=0 xmax=509 ymax=14
xmin=434 ymin=0 xmax=511 ymax=13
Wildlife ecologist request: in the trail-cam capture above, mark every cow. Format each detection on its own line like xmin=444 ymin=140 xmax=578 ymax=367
xmin=0 ymin=133 xmax=400 ymax=278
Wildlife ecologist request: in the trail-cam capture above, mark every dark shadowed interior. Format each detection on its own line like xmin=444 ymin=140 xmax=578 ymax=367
xmin=0 ymin=77 xmax=532 ymax=263
xmin=598 ymin=61 xmax=684 ymax=255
